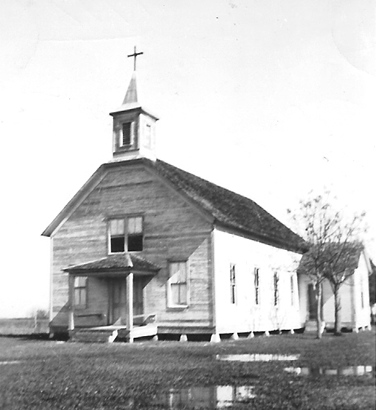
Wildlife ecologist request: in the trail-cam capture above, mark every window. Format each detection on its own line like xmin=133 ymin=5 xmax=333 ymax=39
xmin=168 ymin=262 xmax=188 ymax=307
xmin=109 ymin=219 xmax=125 ymax=253
xmin=290 ymin=275 xmax=295 ymax=305
xmin=109 ymin=216 xmax=143 ymax=253
xmin=230 ymin=264 xmax=236 ymax=304
xmin=274 ymin=272 xmax=279 ymax=306
xmin=254 ymin=268 xmax=260 ymax=305
xmin=127 ymin=216 xmax=143 ymax=251
xmin=74 ymin=277 xmax=87 ymax=308
xmin=121 ymin=122 xmax=134 ymax=146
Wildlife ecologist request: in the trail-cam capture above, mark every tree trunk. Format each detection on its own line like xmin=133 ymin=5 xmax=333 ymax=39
xmin=316 ymin=283 xmax=323 ymax=339
xmin=334 ymin=285 xmax=342 ymax=335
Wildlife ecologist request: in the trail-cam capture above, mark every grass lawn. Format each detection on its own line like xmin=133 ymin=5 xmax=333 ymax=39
xmin=0 ymin=330 xmax=374 ymax=409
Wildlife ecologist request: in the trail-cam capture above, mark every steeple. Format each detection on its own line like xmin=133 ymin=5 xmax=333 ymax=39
xmin=109 ymin=47 xmax=158 ymax=162
xmin=122 ymin=71 xmax=138 ymax=105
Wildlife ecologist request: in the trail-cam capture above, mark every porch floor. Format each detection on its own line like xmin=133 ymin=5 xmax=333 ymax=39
xmin=71 ymin=323 xmax=158 ymax=343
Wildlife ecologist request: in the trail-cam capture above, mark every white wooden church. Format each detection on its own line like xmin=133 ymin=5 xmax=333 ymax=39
xmin=42 ymin=50 xmax=370 ymax=342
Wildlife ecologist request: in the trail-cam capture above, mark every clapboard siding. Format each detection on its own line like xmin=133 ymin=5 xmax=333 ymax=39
xmin=51 ymin=163 xmax=213 ymax=331
xmin=213 ymin=228 xmax=302 ymax=333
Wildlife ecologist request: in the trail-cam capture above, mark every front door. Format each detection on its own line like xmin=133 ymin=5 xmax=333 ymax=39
xmin=109 ymin=277 xmax=144 ymax=324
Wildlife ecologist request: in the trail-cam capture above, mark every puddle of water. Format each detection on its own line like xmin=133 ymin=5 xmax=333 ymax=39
xmin=217 ymin=353 xmax=299 ymax=362
xmin=152 ymin=385 xmax=256 ymax=409
xmin=284 ymin=366 xmax=375 ymax=377
xmin=0 ymin=361 xmax=21 ymax=365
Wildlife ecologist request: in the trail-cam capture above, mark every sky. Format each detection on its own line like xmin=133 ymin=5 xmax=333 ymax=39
xmin=0 ymin=0 xmax=375 ymax=318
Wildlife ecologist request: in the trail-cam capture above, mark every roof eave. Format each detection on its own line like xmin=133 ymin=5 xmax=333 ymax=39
xmin=41 ymin=165 xmax=106 ymax=237
xmin=63 ymin=267 xmax=159 ymax=275
xmin=215 ymin=221 xmax=308 ymax=254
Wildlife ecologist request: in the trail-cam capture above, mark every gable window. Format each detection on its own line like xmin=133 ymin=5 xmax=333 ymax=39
xmin=254 ymin=268 xmax=260 ymax=305
xmin=230 ymin=264 xmax=236 ymax=304
xmin=109 ymin=219 xmax=125 ymax=253
xmin=121 ymin=122 xmax=134 ymax=146
xmin=109 ymin=216 xmax=143 ymax=253
xmin=274 ymin=272 xmax=279 ymax=306
xmin=127 ymin=216 xmax=143 ymax=251
xmin=168 ymin=262 xmax=188 ymax=307
xmin=74 ymin=277 xmax=87 ymax=308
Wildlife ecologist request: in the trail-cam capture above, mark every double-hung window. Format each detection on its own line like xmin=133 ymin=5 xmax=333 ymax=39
xmin=274 ymin=272 xmax=279 ymax=306
xmin=254 ymin=268 xmax=260 ymax=305
xmin=74 ymin=277 xmax=87 ymax=308
xmin=290 ymin=275 xmax=295 ymax=306
xmin=109 ymin=216 xmax=143 ymax=253
xmin=230 ymin=264 xmax=236 ymax=304
xmin=127 ymin=216 xmax=143 ymax=251
xmin=168 ymin=262 xmax=188 ymax=307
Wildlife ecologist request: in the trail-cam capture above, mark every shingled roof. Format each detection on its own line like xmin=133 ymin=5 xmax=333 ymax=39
xmin=148 ymin=159 xmax=307 ymax=253
xmin=42 ymin=157 xmax=307 ymax=253
xmin=63 ymin=253 xmax=161 ymax=274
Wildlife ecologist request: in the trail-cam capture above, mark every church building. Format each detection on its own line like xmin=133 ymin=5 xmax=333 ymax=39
xmin=42 ymin=50 xmax=308 ymax=342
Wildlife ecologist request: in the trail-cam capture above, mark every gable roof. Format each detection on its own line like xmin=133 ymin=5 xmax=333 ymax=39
xmin=42 ymin=158 xmax=307 ymax=253
xmin=298 ymin=242 xmax=371 ymax=277
xmin=63 ymin=253 xmax=161 ymax=275
xmin=150 ymin=160 xmax=307 ymax=252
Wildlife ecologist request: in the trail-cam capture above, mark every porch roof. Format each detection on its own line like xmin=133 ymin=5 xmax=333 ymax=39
xmin=63 ymin=253 xmax=161 ymax=276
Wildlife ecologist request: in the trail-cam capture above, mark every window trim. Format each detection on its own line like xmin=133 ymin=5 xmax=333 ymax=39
xmin=167 ymin=260 xmax=189 ymax=309
xmin=108 ymin=215 xmax=144 ymax=254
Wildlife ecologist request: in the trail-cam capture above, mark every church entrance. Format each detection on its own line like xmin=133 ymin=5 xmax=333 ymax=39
xmin=109 ymin=277 xmax=144 ymax=325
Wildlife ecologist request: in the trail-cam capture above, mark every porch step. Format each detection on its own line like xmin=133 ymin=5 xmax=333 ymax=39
xmin=71 ymin=328 xmax=118 ymax=343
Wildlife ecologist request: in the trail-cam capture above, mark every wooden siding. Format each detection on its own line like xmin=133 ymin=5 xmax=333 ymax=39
xmin=213 ymin=228 xmax=302 ymax=333
xmin=50 ymin=163 xmax=213 ymax=331
xmin=298 ymin=252 xmax=371 ymax=330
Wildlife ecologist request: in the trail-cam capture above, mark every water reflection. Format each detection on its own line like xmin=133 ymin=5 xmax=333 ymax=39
xmin=217 ymin=353 xmax=299 ymax=362
xmin=284 ymin=365 xmax=374 ymax=377
xmin=153 ymin=385 xmax=256 ymax=409
xmin=0 ymin=361 xmax=21 ymax=365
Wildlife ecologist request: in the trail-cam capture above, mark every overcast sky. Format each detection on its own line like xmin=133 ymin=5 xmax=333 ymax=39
xmin=0 ymin=0 xmax=375 ymax=317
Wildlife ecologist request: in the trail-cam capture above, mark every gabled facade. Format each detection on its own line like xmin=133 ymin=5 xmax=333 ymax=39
xmin=42 ymin=65 xmax=307 ymax=342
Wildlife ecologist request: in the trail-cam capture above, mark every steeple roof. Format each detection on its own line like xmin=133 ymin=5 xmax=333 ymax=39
xmin=122 ymin=71 xmax=138 ymax=105
xmin=109 ymin=71 xmax=158 ymax=120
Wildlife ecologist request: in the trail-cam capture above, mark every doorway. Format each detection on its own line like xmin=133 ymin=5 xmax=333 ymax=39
xmin=109 ymin=277 xmax=144 ymax=324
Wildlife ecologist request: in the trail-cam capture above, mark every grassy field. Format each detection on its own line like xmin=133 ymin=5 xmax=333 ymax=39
xmin=0 ymin=330 xmax=374 ymax=409
xmin=0 ymin=318 xmax=49 ymax=335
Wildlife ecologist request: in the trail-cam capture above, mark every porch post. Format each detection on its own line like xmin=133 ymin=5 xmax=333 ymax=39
xmin=126 ymin=273 xmax=134 ymax=343
xmin=68 ymin=275 xmax=75 ymax=331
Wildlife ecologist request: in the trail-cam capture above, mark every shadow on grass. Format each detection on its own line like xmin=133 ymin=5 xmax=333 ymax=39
xmin=0 ymin=333 xmax=68 ymax=341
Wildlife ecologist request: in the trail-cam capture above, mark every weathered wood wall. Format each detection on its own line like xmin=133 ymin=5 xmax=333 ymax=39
xmin=50 ymin=163 xmax=213 ymax=333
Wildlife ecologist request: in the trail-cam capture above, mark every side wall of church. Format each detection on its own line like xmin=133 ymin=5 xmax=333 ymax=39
xmin=213 ymin=228 xmax=302 ymax=334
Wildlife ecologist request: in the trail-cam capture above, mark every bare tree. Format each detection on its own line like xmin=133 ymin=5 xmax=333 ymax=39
xmin=289 ymin=191 xmax=366 ymax=338
xmin=321 ymin=242 xmax=363 ymax=335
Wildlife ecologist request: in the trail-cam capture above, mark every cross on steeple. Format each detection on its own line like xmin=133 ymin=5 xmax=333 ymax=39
xmin=128 ymin=46 xmax=143 ymax=71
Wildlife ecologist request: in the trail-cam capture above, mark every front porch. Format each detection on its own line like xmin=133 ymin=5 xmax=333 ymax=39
xmin=63 ymin=253 xmax=161 ymax=343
